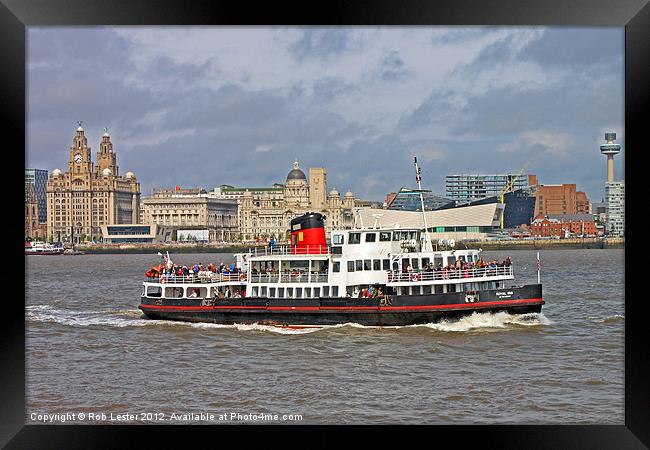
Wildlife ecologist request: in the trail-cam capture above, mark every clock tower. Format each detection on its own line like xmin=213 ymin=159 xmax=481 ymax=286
xmin=68 ymin=122 xmax=93 ymax=178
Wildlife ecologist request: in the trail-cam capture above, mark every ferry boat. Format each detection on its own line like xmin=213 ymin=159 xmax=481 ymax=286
xmin=139 ymin=161 xmax=543 ymax=327
xmin=25 ymin=241 xmax=64 ymax=255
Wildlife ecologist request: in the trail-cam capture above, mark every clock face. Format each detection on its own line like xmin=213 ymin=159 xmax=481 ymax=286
xmin=74 ymin=153 xmax=82 ymax=163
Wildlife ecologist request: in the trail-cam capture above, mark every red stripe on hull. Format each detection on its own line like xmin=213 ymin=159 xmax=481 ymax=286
xmin=140 ymin=298 xmax=544 ymax=313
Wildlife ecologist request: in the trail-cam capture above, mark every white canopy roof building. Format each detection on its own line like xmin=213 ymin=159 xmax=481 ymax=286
xmin=353 ymin=203 xmax=504 ymax=240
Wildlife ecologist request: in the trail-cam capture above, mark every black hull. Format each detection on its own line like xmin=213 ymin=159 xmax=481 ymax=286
xmin=139 ymin=284 xmax=543 ymax=327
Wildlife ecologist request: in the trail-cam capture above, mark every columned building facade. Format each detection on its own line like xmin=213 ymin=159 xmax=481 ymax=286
xmin=140 ymin=188 xmax=238 ymax=242
xmin=46 ymin=125 xmax=141 ymax=242
xmin=225 ymin=160 xmax=356 ymax=241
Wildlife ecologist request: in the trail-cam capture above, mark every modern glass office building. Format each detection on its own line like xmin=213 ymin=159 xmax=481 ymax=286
xmin=445 ymin=174 xmax=529 ymax=203
xmin=25 ymin=168 xmax=49 ymax=224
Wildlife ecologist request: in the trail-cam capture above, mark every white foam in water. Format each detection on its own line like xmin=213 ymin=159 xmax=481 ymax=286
xmin=26 ymin=305 xmax=551 ymax=334
xmin=415 ymin=311 xmax=552 ymax=332
xmin=588 ymin=314 xmax=625 ymax=323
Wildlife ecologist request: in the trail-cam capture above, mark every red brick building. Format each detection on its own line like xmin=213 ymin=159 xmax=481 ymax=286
xmin=534 ymin=184 xmax=590 ymax=216
xmin=531 ymin=214 xmax=596 ymax=238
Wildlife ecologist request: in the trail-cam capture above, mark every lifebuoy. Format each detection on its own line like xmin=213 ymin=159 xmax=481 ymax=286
xmin=410 ymin=273 xmax=420 ymax=282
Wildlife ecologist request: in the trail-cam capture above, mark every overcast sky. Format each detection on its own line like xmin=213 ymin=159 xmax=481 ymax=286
xmin=27 ymin=27 xmax=624 ymax=203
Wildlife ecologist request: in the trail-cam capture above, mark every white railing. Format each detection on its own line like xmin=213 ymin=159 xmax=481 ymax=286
xmin=250 ymin=272 xmax=328 ymax=284
xmin=146 ymin=273 xmax=247 ymax=284
xmin=387 ymin=265 xmax=513 ymax=283
xmin=249 ymin=245 xmax=330 ymax=256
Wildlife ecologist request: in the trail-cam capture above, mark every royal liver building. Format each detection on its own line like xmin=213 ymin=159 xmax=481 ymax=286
xmin=213 ymin=160 xmax=356 ymax=241
xmin=46 ymin=124 xmax=141 ymax=242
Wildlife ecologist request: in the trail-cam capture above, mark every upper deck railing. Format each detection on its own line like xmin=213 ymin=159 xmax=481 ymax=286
xmin=145 ymin=273 xmax=246 ymax=284
xmin=387 ymin=265 xmax=513 ymax=283
xmin=248 ymin=245 xmax=330 ymax=257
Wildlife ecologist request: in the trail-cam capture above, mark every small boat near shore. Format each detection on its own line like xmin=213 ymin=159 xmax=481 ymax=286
xmin=139 ymin=159 xmax=543 ymax=327
xmin=25 ymin=241 xmax=65 ymax=256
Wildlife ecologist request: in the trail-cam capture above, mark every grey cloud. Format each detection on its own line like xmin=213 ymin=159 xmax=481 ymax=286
xmin=287 ymin=28 xmax=355 ymax=62
xmin=27 ymin=27 xmax=623 ymax=203
xmin=377 ymin=51 xmax=409 ymax=81
xmin=312 ymin=77 xmax=354 ymax=102
xmin=432 ymin=27 xmax=499 ymax=45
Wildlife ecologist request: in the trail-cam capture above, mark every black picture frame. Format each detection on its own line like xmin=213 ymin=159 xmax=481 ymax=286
xmin=6 ymin=0 xmax=648 ymax=447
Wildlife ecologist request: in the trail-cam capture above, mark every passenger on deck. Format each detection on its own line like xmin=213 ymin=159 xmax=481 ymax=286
xmin=376 ymin=288 xmax=384 ymax=299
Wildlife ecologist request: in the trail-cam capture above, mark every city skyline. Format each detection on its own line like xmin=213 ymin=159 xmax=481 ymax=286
xmin=27 ymin=27 xmax=624 ymax=202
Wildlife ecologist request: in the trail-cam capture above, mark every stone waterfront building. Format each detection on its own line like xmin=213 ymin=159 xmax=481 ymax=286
xmin=46 ymin=124 xmax=140 ymax=242
xmin=140 ymin=188 xmax=238 ymax=242
xmin=212 ymin=160 xmax=356 ymax=241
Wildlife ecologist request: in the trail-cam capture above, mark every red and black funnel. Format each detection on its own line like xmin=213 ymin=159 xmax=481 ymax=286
xmin=290 ymin=212 xmax=327 ymax=254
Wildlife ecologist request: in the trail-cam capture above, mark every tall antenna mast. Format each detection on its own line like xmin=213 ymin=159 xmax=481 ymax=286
xmin=413 ymin=157 xmax=432 ymax=252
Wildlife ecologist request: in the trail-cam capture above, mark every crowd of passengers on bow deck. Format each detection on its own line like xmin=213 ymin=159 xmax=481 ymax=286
xmin=145 ymin=261 xmax=243 ymax=281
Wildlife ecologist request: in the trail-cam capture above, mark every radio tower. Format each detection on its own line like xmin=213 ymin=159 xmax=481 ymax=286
xmin=600 ymin=132 xmax=621 ymax=182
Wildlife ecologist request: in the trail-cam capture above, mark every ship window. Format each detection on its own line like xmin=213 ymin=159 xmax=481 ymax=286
xmin=365 ymin=233 xmax=376 ymax=242
xmin=423 ymin=285 xmax=432 ymax=294
xmin=411 ymin=259 xmax=419 ymax=269
xmin=165 ymin=287 xmax=183 ymax=298
xmin=269 ymin=287 xmax=276 ymax=297
xmin=459 ymin=255 xmax=466 ymax=262
xmin=332 ymin=286 xmax=339 ymax=297
xmin=286 ymin=288 xmax=293 ymax=298
xmin=252 ymin=287 xmax=259 ymax=296
xmin=305 ymin=287 xmax=312 ymax=297
xmin=296 ymin=287 xmax=302 ymax=298
xmin=422 ymin=258 xmax=430 ymax=267
xmin=393 ymin=261 xmax=399 ymax=271
xmin=146 ymin=286 xmax=162 ymax=297
xmin=313 ymin=287 xmax=320 ymax=298
xmin=278 ymin=287 xmax=285 ymax=297
xmin=379 ymin=232 xmax=391 ymax=242
xmin=356 ymin=260 xmax=363 ymax=271
xmin=348 ymin=261 xmax=355 ymax=272
xmin=383 ymin=259 xmax=390 ymax=270
xmin=333 ymin=234 xmax=344 ymax=245
xmin=373 ymin=260 xmax=381 ymax=270
xmin=434 ymin=284 xmax=443 ymax=294
xmin=363 ymin=260 xmax=371 ymax=271
xmin=322 ymin=286 xmax=329 ymax=297
xmin=447 ymin=284 xmax=456 ymax=293
xmin=349 ymin=233 xmax=361 ymax=244
xmin=434 ymin=255 xmax=443 ymax=267
xmin=333 ymin=262 xmax=340 ymax=272
xmin=400 ymin=286 xmax=409 ymax=295
xmin=411 ymin=286 xmax=421 ymax=295
xmin=447 ymin=255 xmax=456 ymax=266
xmin=261 ymin=286 xmax=267 ymax=296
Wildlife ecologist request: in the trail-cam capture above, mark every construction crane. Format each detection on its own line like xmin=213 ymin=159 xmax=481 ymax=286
xmin=498 ymin=161 xmax=531 ymax=229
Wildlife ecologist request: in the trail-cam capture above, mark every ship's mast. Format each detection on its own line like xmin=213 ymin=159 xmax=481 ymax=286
xmin=413 ymin=157 xmax=433 ymax=252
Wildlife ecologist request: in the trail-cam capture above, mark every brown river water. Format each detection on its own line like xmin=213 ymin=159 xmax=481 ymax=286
xmin=25 ymin=249 xmax=624 ymax=424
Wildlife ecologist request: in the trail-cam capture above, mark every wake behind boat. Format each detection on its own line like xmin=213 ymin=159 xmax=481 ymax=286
xmin=138 ymin=159 xmax=544 ymax=327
